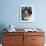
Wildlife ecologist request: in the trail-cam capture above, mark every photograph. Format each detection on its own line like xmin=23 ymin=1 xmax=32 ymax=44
xmin=20 ymin=5 xmax=34 ymax=22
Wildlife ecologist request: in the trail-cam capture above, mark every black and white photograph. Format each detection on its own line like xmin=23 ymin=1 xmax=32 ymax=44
xmin=20 ymin=5 xmax=34 ymax=22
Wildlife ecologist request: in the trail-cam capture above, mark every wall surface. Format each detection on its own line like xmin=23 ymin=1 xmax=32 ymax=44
xmin=0 ymin=0 xmax=46 ymax=43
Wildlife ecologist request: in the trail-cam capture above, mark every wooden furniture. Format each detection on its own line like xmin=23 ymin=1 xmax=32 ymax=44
xmin=3 ymin=32 xmax=24 ymax=46
xmin=2 ymin=29 xmax=45 ymax=46
xmin=24 ymin=32 xmax=45 ymax=46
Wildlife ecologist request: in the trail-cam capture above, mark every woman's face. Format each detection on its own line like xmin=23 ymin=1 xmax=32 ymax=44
xmin=24 ymin=10 xmax=29 ymax=16
xmin=24 ymin=10 xmax=28 ymax=14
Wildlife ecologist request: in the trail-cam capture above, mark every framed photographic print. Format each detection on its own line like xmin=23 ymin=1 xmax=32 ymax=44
xmin=20 ymin=5 xmax=34 ymax=22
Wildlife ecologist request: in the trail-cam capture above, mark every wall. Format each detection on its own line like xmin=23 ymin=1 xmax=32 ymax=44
xmin=0 ymin=0 xmax=46 ymax=29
